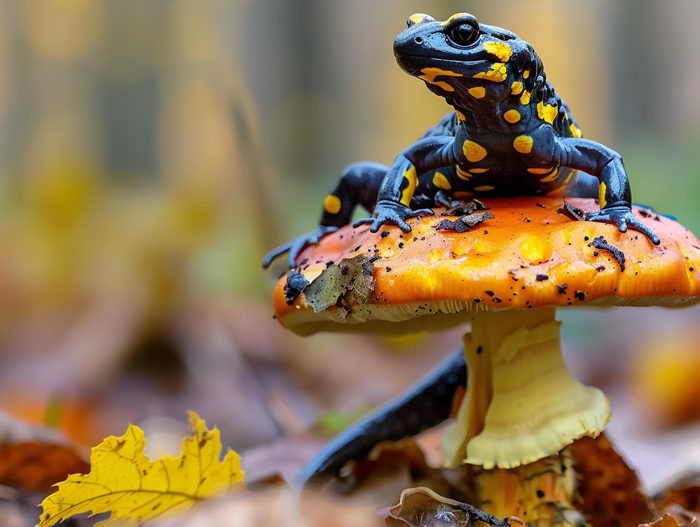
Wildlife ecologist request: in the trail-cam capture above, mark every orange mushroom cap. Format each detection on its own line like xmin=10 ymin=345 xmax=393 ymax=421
xmin=273 ymin=198 xmax=700 ymax=336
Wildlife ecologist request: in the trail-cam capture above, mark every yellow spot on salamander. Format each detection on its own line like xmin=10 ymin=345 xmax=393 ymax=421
xmin=537 ymin=101 xmax=558 ymax=124
xmin=462 ymin=140 xmax=488 ymax=162
xmin=562 ymin=171 xmax=574 ymax=185
xmin=455 ymin=109 xmax=466 ymax=121
xmin=324 ymin=195 xmax=342 ymax=214
xmin=468 ymin=87 xmax=486 ymax=99
xmin=511 ymin=81 xmax=523 ymax=95
xmin=513 ymin=135 xmax=533 ymax=154
xmin=527 ymin=167 xmax=553 ymax=175
xmin=539 ymin=168 xmax=560 ymax=183
xmin=569 ymin=124 xmax=582 ymax=138
xmin=433 ymin=172 xmax=452 ymax=190
xmin=564 ymin=110 xmax=569 ymax=121
xmin=484 ymin=41 xmax=513 ymax=63
xmin=599 ymin=182 xmax=607 ymax=209
xmin=474 ymin=185 xmax=495 ymax=192
xmin=503 ymin=110 xmax=521 ymax=124
xmin=523 ymin=70 xmax=530 ymax=79
xmin=457 ymin=167 xmax=488 ymax=180
xmin=441 ymin=13 xmax=472 ymax=26
xmin=520 ymin=91 xmax=531 ymax=105
xmin=420 ymin=67 xmax=462 ymax=92
xmin=409 ymin=13 xmax=430 ymax=25
xmin=456 ymin=167 xmax=472 ymax=180
xmin=400 ymin=166 xmax=418 ymax=207
xmin=474 ymin=63 xmax=508 ymax=83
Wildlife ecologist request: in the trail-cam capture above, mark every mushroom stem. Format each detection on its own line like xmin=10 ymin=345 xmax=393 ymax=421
xmin=442 ymin=307 xmax=610 ymax=470
xmin=473 ymin=447 xmax=586 ymax=526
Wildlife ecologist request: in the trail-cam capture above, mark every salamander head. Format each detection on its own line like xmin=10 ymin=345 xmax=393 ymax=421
xmin=394 ymin=13 xmax=545 ymax=108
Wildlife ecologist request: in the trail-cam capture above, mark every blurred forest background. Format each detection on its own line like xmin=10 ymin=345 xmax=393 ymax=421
xmin=0 ymin=0 xmax=699 ymax=494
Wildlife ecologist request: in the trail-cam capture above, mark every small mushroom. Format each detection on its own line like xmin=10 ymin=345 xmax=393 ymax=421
xmin=271 ymin=197 xmax=700 ymax=523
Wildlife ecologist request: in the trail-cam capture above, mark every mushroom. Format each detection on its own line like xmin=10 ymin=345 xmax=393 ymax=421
xmin=272 ymin=197 xmax=700 ymax=523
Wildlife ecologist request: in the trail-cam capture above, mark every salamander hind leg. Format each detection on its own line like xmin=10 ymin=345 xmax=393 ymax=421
xmin=262 ymin=162 xmax=387 ymax=269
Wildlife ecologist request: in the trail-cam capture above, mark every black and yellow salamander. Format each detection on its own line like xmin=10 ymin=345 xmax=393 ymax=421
xmin=263 ymin=12 xmax=659 ymax=270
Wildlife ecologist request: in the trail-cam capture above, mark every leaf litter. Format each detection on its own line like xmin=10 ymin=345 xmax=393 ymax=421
xmin=38 ymin=412 xmax=243 ymax=527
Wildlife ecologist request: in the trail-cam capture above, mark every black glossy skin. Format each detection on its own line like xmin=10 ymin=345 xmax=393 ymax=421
xmin=262 ymin=13 xmax=659 ymax=269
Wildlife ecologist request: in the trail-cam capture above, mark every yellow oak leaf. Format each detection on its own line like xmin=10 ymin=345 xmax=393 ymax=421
xmin=37 ymin=412 xmax=244 ymax=527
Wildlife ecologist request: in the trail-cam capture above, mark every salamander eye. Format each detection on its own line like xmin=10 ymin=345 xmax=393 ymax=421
xmin=447 ymin=22 xmax=479 ymax=47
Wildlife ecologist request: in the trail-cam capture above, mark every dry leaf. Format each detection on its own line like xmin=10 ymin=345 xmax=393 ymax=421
xmin=0 ymin=442 xmax=90 ymax=493
xmin=38 ymin=412 xmax=244 ymax=527
xmin=651 ymin=475 xmax=700 ymax=526
xmin=0 ymin=411 xmax=89 ymax=493
xmin=570 ymin=434 xmax=654 ymax=527
xmin=384 ymin=487 xmax=517 ymax=527
xmin=654 ymin=477 xmax=700 ymax=513
xmin=320 ymin=437 xmax=453 ymax=508
xmin=352 ymin=438 xmax=429 ymax=485
xmin=302 ymin=254 xmax=376 ymax=313
xmin=385 ymin=487 xmax=470 ymax=527
xmin=641 ymin=513 xmax=694 ymax=527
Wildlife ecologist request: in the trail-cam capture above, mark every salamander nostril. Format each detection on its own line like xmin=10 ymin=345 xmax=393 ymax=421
xmin=414 ymin=36 xmax=423 ymax=44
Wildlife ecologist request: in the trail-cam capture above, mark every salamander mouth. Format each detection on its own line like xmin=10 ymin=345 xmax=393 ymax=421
xmin=394 ymin=54 xmax=479 ymax=76
xmin=394 ymin=54 xmax=474 ymax=64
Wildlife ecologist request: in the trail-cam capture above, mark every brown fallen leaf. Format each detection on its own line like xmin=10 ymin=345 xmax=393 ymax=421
xmin=654 ymin=477 xmax=700 ymax=513
xmin=0 ymin=442 xmax=90 ymax=493
xmin=351 ymin=438 xmax=429 ymax=486
xmin=650 ymin=474 xmax=700 ymax=527
xmin=0 ymin=411 xmax=89 ymax=493
xmin=570 ymin=434 xmax=655 ymax=527
xmin=641 ymin=512 xmax=695 ymax=527
xmin=319 ymin=437 xmax=455 ymax=508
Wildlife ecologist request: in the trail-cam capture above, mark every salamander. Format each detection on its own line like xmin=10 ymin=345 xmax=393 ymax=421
xmin=263 ymin=12 xmax=659 ymax=270
xmin=263 ymin=13 xmax=659 ymax=270
xmin=263 ymin=13 xmax=661 ymax=487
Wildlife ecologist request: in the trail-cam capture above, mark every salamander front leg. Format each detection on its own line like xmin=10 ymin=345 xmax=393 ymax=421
xmin=556 ymin=138 xmax=660 ymax=245
xmin=353 ymin=138 xmax=458 ymax=233
xmin=353 ymin=199 xmax=434 ymax=233
xmin=585 ymin=206 xmax=661 ymax=245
